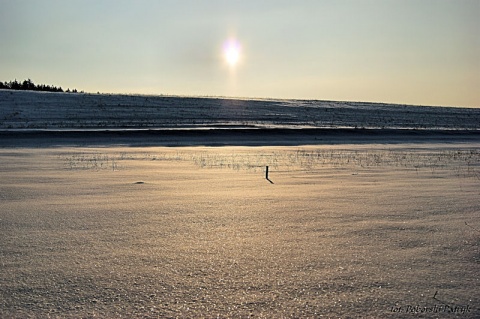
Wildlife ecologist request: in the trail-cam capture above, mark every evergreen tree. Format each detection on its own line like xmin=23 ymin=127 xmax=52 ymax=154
xmin=21 ymin=79 xmax=35 ymax=90
xmin=10 ymin=80 xmax=21 ymax=90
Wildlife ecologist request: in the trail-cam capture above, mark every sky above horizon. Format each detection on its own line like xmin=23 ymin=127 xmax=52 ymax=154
xmin=1 ymin=0 xmax=479 ymax=107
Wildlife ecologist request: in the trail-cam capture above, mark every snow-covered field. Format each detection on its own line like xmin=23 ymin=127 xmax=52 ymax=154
xmin=1 ymin=146 xmax=479 ymax=318
xmin=1 ymin=90 xmax=479 ymax=131
xmin=0 ymin=91 xmax=479 ymax=318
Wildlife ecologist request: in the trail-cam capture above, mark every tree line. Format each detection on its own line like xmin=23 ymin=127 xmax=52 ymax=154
xmin=0 ymin=79 xmax=83 ymax=93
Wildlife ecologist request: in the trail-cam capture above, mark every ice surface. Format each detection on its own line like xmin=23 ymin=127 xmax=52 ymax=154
xmin=0 ymin=146 xmax=479 ymax=317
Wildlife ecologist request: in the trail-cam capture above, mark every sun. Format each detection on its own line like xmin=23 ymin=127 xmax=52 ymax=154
xmin=223 ymin=38 xmax=241 ymax=67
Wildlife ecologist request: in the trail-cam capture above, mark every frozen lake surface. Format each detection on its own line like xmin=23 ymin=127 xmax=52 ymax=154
xmin=0 ymin=90 xmax=479 ymax=317
xmin=1 ymin=145 xmax=479 ymax=318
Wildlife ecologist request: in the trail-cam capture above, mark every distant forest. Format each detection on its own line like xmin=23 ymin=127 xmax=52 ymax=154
xmin=0 ymin=79 xmax=83 ymax=93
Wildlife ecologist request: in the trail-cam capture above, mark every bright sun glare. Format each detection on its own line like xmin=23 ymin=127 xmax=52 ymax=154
xmin=223 ymin=38 xmax=241 ymax=67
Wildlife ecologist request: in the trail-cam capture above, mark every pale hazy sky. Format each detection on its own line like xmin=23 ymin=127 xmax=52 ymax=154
xmin=1 ymin=0 xmax=479 ymax=107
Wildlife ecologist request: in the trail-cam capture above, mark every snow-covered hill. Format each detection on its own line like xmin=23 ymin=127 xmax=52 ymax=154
xmin=1 ymin=90 xmax=479 ymax=131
